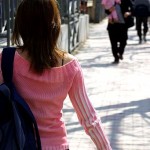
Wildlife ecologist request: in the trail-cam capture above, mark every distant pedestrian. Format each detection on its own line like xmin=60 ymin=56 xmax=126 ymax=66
xmin=133 ymin=0 xmax=150 ymax=44
xmin=104 ymin=0 xmax=134 ymax=64
xmin=80 ymin=0 xmax=88 ymax=14
xmin=0 ymin=0 xmax=112 ymax=149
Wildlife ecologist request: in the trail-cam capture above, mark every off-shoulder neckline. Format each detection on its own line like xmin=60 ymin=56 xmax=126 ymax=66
xmin=15 ymin=51 xmax=77 ymax=70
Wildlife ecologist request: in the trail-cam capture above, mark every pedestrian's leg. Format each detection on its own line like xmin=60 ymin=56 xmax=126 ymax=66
xmin=108 ymin=26 xmax=119 ymax=63
xmin=118 ymin=26 xmax=128 ymax=60
xmin=136 ymin=17 xmax=142 ymax=44
xmin=118 ymin=41 xmax=126 ymax=60
xmin=143 ymin=17 xmax=148 ymax=42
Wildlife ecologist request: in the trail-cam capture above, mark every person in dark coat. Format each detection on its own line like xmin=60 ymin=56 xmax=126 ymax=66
xmin=133 ymin=0 xmax=150 ymax=44
xmin=105 ymin=0 xmax=134 ymax=64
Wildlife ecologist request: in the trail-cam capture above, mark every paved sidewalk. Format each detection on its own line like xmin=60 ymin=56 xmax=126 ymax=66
xmin=63 ymin=19 xmax=150 ymax=150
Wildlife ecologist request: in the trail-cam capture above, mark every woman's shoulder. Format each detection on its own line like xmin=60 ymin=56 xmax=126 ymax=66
xmin=63 ymin=53 xmax=77 ymax=65
xmin=54 ymin=52 xmax=80 ymax=71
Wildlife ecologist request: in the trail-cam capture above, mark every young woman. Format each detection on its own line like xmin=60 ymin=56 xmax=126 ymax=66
xmin=0 ymin=0 xmax=112 ymax=149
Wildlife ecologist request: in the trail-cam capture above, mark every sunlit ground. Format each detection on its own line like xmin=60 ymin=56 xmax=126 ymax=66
xmin=63 ymin=19 xmax=150 ymax=150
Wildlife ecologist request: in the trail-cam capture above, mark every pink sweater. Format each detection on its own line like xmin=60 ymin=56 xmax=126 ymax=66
xmin=0 ymin=51 xmax=112 ymax=150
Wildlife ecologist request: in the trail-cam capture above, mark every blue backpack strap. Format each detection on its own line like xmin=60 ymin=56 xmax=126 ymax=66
xmin=1 ymin=47 xmax=16 ymax=84
xmin=1 ymin=47 xmax=42 ymax=150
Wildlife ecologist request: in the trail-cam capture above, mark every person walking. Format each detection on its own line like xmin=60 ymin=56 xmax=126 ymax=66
xmin=133 ymin=0 xmax=150 ymax=44
xmin=0 ymin=0 xmax=112 ymax=150
xmin=104 ymin=0 xmax=134 ymax=64
xmin=80 ymin=0 xmax=88 ymax=14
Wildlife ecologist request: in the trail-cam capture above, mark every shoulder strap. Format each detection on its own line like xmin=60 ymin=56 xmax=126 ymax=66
xmin=1 ymin=47 xmax=42 ymax=150
xmin=62 ymin=53 xmax=64 ymax=66
xmin=1 ymin=47 xmax=16 ymax=85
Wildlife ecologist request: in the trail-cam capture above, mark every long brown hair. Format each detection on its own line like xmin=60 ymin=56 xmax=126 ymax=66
xmin=12 ymin=0 xmax=63 ymax=74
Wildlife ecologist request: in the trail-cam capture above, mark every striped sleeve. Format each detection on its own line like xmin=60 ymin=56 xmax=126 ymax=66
xmin=68 ymin=62 xmax=112 ymax=150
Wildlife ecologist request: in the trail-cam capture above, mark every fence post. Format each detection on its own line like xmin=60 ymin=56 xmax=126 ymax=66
xmin=93 ymin=0 xmax=100 ymax=23
xmin=6 ymin=0 xmax=10 ymax=46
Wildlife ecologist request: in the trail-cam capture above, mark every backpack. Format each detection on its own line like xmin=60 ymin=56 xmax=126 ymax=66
xmin=0 ymin=47 xmax=42 ymax=150
xmin=133 ymin=0 xmax=150 ymax=17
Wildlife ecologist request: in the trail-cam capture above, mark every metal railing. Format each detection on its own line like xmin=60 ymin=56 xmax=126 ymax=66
xmin=68 ymin=0 xmax=80 ymax=53
xmin=0 ymin=0 xmax=20 ymax=47
xmin=58 ymin=0 xmax=80 ymax=53
xmin=0 ymin=0 xmax=106 ymax=50
xmin=0 ymin=0 xmax=81 ymax=52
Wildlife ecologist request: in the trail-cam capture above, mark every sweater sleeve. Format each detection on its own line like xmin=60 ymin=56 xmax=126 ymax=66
xmin=68 ymin=62 xmax=112 ymax=150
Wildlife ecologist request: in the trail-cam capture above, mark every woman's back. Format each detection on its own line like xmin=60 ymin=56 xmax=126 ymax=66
xmin=7 ymin=50 xmax=78 ymax=149
xmin=0 ymin=0 xmax=112 ymax=149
